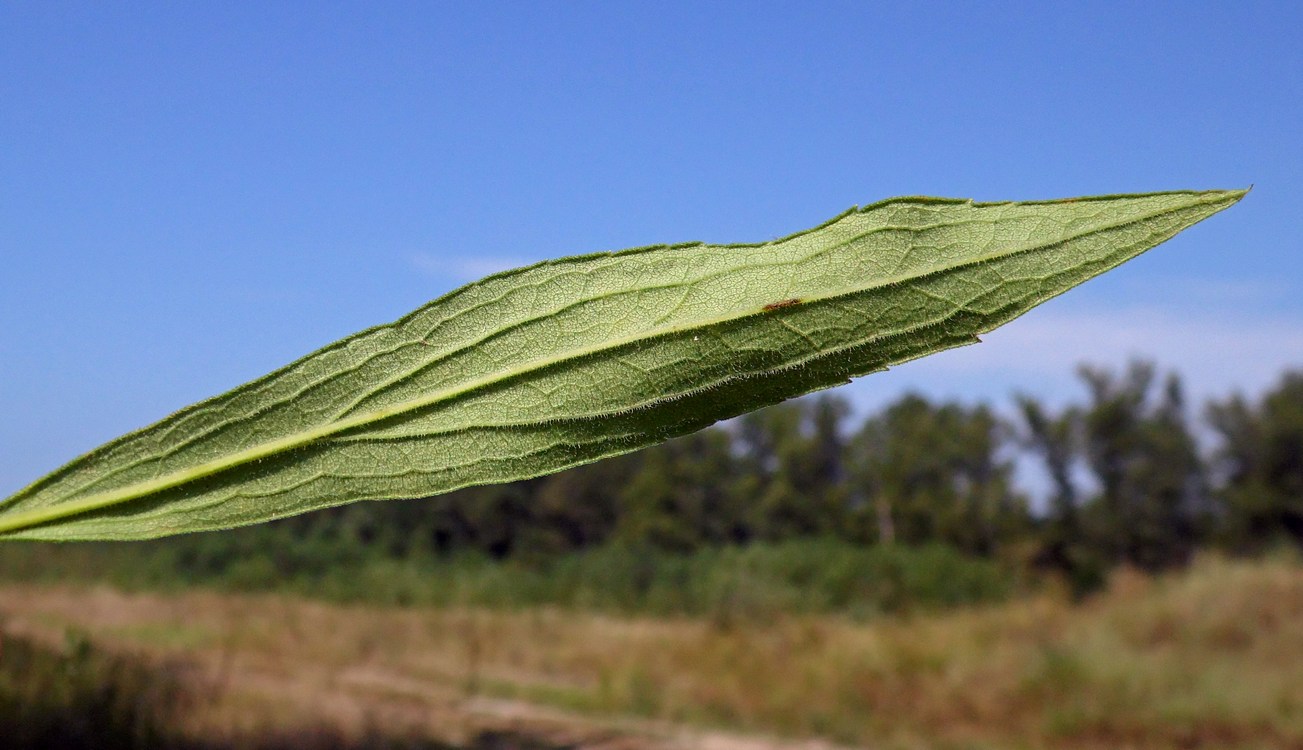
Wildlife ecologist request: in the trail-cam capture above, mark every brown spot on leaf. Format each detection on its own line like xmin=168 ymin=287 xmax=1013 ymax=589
xmin=762 ymin=298 xmax=801 ymax=311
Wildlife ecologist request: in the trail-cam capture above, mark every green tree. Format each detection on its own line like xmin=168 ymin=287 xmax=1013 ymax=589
xmin=1208 ymin=371 xmax=1303 ymax=550
xmin=735 ymin=395 xmax=852 ymax=541
xmin=521 ymin=452 xmax=641 ymax=556
xmin=1076 ymin=361 xmax=1208 ymax=571
xmin=847 ymin=394 xmax=1027 ymax=555
xmin=614 ymin=429 xmax=746 ymax=552
xmin=1014 ymin=394 xmax=1106 ymax=593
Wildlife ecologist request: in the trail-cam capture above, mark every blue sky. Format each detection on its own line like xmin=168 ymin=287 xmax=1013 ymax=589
xmin=2 ymin=2 xmax=1300 ymax=497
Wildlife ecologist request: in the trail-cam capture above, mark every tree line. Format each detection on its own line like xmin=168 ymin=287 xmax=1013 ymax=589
xmin=265 ymin=359 xmax=1301 ymax=593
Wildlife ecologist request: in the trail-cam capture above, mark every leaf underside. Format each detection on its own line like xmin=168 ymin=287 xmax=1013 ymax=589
xmin=0 ymin=190 xmax=1246 ymax=541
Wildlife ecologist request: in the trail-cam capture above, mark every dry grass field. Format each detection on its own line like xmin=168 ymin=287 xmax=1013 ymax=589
xmin=2 ymin=555 xmax=1301 ymax=749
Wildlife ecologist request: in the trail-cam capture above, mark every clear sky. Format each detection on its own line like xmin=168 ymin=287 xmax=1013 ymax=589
xmin=2 ymin=2 xmax=1301 ymax=497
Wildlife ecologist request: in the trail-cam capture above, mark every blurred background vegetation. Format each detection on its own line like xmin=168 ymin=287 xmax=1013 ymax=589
xmin=5 ymin=359 xmax=1301 ymax=608
xmin=3 ymin=358 xmax=1302 ymax=749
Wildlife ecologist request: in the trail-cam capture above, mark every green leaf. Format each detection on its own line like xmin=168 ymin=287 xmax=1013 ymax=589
xmin=0 ymin=190 xmax=1245 ymax=541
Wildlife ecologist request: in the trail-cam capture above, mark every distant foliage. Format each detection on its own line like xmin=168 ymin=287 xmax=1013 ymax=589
xmin=847 ymin=394 xmax=1027 ymax=553
xmin=1018 ymin=361 xmax=1212 ymax=592
xmin=1208 ymin=371 xmax=1303 ymax=550
xmin=5 ymin=360 xmax=1302 ymax=607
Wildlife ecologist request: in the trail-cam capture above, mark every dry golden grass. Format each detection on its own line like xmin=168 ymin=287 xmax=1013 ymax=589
xmin=2 ymin=555 xmax=1300 ymax=749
